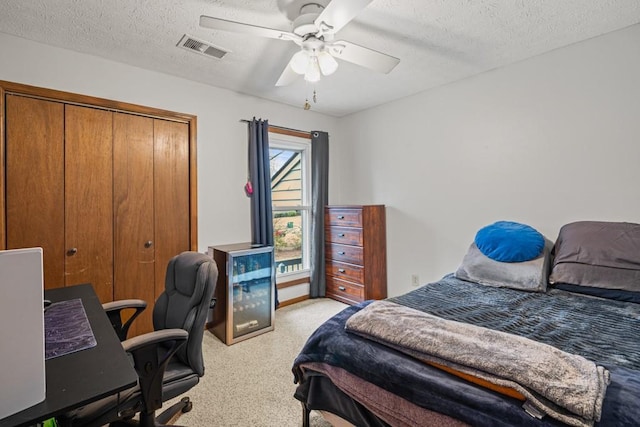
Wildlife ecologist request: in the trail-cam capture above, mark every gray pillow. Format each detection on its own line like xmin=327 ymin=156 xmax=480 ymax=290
xmin=455 ymin=240 xmax=552 ymax=292
xmin=549 ymin=221 xmax=640 ymax=293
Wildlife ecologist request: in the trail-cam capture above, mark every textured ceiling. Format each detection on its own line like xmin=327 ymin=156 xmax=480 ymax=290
xmin=1 ymin=0 xmax=639 ymax=116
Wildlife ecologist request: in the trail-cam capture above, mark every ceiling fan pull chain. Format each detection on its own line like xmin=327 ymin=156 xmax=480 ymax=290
xmin=303 ymin=81 xmax=312 ymax=110
xmin=313 ymin=89 xmax=317 ymax=103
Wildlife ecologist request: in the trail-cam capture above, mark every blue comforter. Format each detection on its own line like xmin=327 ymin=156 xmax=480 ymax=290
xmin=293 ymin=277 xmax=640 ymax=426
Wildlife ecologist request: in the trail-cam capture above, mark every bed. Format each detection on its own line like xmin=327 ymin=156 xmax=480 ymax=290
xmin=292 ymin=221 xmax=640 ymax=427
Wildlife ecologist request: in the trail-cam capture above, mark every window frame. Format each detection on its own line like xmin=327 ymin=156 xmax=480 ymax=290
xmin=269 ymin=130 xmax=312 ymax=284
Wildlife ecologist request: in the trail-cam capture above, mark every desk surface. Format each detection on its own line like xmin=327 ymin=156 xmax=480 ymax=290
xmin=0 ymin=284 xmax=138 ymax=427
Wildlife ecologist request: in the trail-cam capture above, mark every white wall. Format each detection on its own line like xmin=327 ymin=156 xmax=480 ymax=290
xmin=4 ymin=23 xmax=640 ymax=301
xmin=0 ymin=32 xmax=339 ymax=256
xmin=335 ymin=23 xmax=640 ymax=297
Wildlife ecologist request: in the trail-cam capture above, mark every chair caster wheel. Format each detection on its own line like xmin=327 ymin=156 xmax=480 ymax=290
xmin=180 ymin=397 xmax=193 ymax=413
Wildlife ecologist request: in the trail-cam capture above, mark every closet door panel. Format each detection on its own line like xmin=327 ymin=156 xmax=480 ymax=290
xmin=153 ymin=120 xmax=190 ymax=298
xmin=5 ymin=95 xmax=65 ymax=289
xmin=113 ymin=112 xmax=155 ymax=335
xmin=64 ymin=105 xmax=114 ymax=302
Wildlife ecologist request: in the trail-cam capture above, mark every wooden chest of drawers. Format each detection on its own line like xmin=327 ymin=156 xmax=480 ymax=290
xmin=325 ymin=205 xmax=387 ymax=305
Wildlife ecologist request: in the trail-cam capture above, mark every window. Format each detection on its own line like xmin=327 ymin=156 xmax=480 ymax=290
xmin=269 ymin=131 xmax=311 ymax=280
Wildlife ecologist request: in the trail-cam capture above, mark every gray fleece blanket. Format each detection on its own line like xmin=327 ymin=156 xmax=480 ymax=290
xmin=345 ymin=300 xmax=610 ymax=427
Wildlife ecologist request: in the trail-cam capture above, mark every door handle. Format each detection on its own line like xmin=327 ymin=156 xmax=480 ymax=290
xmin=144 ymin=240 xmax=153 ymax=248
xmin=67 ymin=248 xmax=78 ymax=256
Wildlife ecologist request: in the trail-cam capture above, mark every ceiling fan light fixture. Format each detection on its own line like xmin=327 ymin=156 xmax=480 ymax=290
xmin=290 ymin=50 xmax=309 ymax=74
xmin=317 ymin=51 xmax=338 ymax=76
xmin=304 ymin=57 xmax=321 ymax=82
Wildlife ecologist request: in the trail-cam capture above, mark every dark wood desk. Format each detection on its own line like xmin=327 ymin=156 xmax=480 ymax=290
xmin=0 ymin=284 xmax=138 ymax=427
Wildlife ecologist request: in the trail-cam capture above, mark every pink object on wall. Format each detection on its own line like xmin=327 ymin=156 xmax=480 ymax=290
xmin=244 ymin=181 xmax=253 ymax=196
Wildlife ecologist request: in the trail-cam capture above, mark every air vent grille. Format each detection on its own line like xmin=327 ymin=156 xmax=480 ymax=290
xmin=177 ymin=34 xmax=229 ymax=59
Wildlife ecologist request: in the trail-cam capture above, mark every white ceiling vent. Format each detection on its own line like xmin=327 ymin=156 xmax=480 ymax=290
xmin=177 ymin=34 xmax=229 ymax=59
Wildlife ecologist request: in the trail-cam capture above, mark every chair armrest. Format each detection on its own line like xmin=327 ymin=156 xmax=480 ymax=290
xmin=122 ymin=329 xmax=188 ymax=415
xmin=103 ymin=299 xmax=147 ymax=312
xmin=102 ymin=299 xmax=148 ymax=341
xmin=122 ymin=329 xmax=188 ymax=353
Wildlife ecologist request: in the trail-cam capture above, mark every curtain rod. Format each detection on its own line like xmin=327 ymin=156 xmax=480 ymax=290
xmin=239 ymin=119 xmax=310 ymax=136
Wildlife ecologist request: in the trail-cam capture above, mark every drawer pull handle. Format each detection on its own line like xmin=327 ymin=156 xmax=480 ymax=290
xmin=337 ymin=215 xmax=345 ymax=219
xmin=338 ymin=251 xmax=345 ymax=255
xmin=338 ymin=233 xmax=345 ymax=237
xmin=338 ymin=286 xmax=346 ymax=291
xmin=338 ymin=268 xmax=346 ymax=273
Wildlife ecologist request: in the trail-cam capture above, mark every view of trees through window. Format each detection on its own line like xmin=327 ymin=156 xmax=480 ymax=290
xmin=273 ymin=210 xmax=303 ymax=269
xmin=270 ymin=145 xmax=309 ymax=275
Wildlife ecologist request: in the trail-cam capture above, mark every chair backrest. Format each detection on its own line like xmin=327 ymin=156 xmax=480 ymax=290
xmin=153 ymin=251 xmax=218 ymax=376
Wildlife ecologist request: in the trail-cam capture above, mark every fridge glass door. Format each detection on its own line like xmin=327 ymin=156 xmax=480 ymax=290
xmin=230 ymin=250 xmax=273 ymax=339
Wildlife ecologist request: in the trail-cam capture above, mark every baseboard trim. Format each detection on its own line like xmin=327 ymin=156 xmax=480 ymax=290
xmin=278 ymin=294 xmax=309 ymax=308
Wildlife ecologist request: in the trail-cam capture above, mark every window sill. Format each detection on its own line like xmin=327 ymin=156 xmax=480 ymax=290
xmin=276 ymin=271 xmax=310 ymax=289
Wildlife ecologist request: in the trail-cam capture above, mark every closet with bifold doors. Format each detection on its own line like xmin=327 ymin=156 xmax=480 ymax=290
xmin=1 ymin=81 xmax=197 ymax=336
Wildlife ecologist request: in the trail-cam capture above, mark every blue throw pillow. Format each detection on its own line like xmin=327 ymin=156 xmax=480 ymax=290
xmin=474 ymin=221 xmax=544 ymax=263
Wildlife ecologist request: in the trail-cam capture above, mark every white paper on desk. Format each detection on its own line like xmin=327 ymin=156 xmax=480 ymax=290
xmin=0 ymin=247 xmax=46 ymax=419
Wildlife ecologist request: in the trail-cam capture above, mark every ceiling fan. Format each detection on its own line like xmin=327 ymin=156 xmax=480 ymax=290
xmin=199 ymin=0 xmax=400 ymax=86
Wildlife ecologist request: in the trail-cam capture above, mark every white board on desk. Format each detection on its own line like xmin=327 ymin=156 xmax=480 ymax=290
xmin=0 ymin=247 xmax=46 ymax=419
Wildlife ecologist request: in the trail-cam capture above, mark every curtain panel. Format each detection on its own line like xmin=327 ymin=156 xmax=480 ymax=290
xmin=248 ymin=118 xmax=274 ymax=246
xmin=310 ymin=131 xmax=329 ymax=297
xmin=248 ymin=118 xmax=278 ymax=307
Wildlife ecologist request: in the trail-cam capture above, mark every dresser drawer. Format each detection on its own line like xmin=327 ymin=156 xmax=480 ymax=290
xmin=326 ymin=243 xmax=363 ymax=265
xmin=326 ymin=208 xmax=362 ymax=227
xmin=326 ymin=260 xmax=364 ymax=284
xmin=326 ymin=277 xmax=364 ymax=304
xmin=325 ymin=226 xmax=363 ymax=246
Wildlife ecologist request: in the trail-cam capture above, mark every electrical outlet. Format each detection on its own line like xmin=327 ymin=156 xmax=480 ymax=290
xmin=411 ymin=274 xmax=420 ymax=287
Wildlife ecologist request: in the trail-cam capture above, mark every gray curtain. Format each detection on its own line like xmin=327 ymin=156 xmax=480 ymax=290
xmin=248 ymin=118 xmax=278 ymax=306
xmin=248 ymin=118 xmax=274 ymax=246
xmin=310 ymin=131 xmax=329 ymax=297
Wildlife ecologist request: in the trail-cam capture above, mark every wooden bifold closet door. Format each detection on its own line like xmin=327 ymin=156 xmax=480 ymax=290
xmin=5 ymin=95 xmax=65 ymax=289
xmin=65 ymin=105 xmax=114 ymax=303
xmin=152 ymin=119 xmax=190 ymax=300
xmin=3 ymin=87 xmax=195 ymax=336
xmin=113 ymin=113 xmax=156 ymax=335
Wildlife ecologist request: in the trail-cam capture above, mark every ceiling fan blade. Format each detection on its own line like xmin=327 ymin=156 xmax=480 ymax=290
xmin=199 ymin=15 xmax=301 ymax=43
xmin=328 ymin=40 xmax=400 ymax=74
xmin=314 ymin=0 xmax=373 ymax=34
xmin=275 ymin=59 xmax=299 ymax=86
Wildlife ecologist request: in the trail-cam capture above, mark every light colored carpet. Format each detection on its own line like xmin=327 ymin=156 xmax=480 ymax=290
xmin=165 ymin=297 xmax=348 ymax=426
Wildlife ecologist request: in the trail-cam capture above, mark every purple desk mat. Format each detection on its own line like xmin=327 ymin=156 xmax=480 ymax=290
xmin=44 ymin=298 xmax=97 ymax=360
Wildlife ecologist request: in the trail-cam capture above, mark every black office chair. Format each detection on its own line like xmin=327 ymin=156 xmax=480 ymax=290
xmin=59 ymin=251 xmax=218 ymax=427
